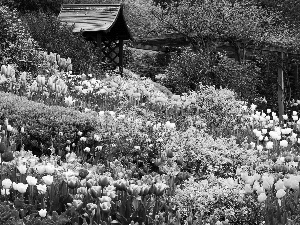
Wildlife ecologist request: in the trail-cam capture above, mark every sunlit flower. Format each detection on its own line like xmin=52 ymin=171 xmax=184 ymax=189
xmin=2 ymin=178 xmax=12 ymax=189
xmin=257 ymin=193 xmax=267 ymax=202
xmin=274 ymin=179 xmax=286 ymax=190
xmin=38 ymin=209 xmax=47 ymax=217
xmin=26 ymin=176 xmax=37 ymax=185
xmin=276 ymin=189 xmax=286 ymax=198
xmin=45 ymin=163 xmax=55 ymax=174
xmin=266 ymin=141 xmax=273 ymax=150
xmin=35 ymin=164 xmax=46 ymax=175
xmin=17 ymin=164 xmax=27 ymax=174
xmin=42 ymin=175 xmax=53 ymax=185
xmin=17 ymin=183 xmax=28 ymax=194
xmin=280 ymin=140 xmax=288 ymax=148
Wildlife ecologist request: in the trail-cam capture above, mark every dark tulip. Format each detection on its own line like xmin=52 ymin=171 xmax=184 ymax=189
xmin=79 ymin=169 xmax=89 ymax=179
xmin=2 ymin=151 xmax=14 ymax=162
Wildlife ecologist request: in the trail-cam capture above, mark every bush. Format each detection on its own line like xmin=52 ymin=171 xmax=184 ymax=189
xmin=1 ymin=0 xmax=63 ymax=15
xmin=214 ymin=55 xmax=263 ymax=105
xmin=161 ymin=48 xmax=214 ymax=94
xmin=23 ymin=12 xmax=103 ymax=75
xmin=0 ymin=6 xmax=38 ymax=67
xmin=165 ymin=127 xmax=259 ymax=178
xmin=173 ymin=175 xmax=262 ymax=224
xmin=161 ymin=48 xmax=263 ymax=106
xmin=0 ymin=91 xmax=101 ymax=156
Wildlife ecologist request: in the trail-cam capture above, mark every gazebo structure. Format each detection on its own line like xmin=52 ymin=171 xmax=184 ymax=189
xmin=58 ymin=4 xmax=132 ymax=75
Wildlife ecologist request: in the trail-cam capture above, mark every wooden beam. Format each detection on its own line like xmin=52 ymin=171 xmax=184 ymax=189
xmin=278 ymin=51 xmax=284 ymax=121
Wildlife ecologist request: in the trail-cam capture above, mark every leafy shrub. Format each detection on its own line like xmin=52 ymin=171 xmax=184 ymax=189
xmin=186 ymin=84 xmax=247 ymax=138
xmin=214 ymin=55 xmax=263 ymax=105
xmin=172 ymin=175 xmax=262 ymax=224
xmin=161 ymin=48 xmax=214 ymax=94
xmin=0 ymin=91 xmax=101 ymax=156
xmin=0 ymin=6 xmax=37 ymax=67
xmin=165 ymin=127 xmax=259 ymax=178
xmin=23 ymin=12 xmax=103 ymax=75
xmin=1 ymin=0 xmax=63 ymax=15
xmin=0 ymin=202 xmax=20 ymax=225
xmin=161 ymin=48 xmax=263 ymax=106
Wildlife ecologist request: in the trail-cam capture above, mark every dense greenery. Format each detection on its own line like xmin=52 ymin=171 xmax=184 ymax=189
xmin=23 ymin=12 xmax=103 ymax=75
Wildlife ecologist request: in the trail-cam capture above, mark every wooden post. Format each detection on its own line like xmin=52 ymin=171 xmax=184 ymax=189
xmin=119 ymin=39 xmax=124 ymax=76
xmin=278 ymin=51 xmax=284 ymax=121
xmin=97 ymin=32 xmax=102 ymax=61
xmin=296 ymin=64 xmax=299 ymax=99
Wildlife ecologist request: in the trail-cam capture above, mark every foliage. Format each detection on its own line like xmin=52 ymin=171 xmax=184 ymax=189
xmin=0 ymin=0 xmax=63 ymax=15
xmin=161 ymin=48 xmax=263 ymax=106
xmin=214 ymin=55 xmax=263 ymax=104
xmin=173 ymin=175 xmax=262 ymax=224
xmin=22 ymin=12 xmax=103 ymax=75
xmin=0 ymin=91 xmax=101 ymax=156
xmin=0 ymin=6 xmax=38 ymax=68
xmin=0 ymin=202 xmax=20 ymax=225
xmin=160 ymin=48 xmax=213 ymax=94
xmin=125 ymin=47 xmax=169 ymax=79
xmin=125 ymin=0 xmax=300 ymax=50
xmin=165 ymin=127 xmax=259 ymax=178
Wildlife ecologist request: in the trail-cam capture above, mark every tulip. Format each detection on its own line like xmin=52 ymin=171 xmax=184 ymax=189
xmin=67 ymin=176 xmax=79 ymax=189
xmin=100 ymin=202 xmax=111 ymax=212
xmin=266 ymin=141 xmax=273 ymax=150
xmin=257 ymin=193 xmax=267 ymax=202
xmin=72 ymin=199 xmax=83 ymax=209
xmin=17 ymin=183 xmax=28 ymax=194
xmin=276 ymin=189 xmax=286 ymax=198
xmin=42 ymin=175 xmax=53 ymax=186
xmin=275 ymin=179 xmax=286 ymax=190
xmin=17 ymin=164 xmax=27 ymax=174
xmin=38 ymin=209 xmax=47 ymax=217
xmin=2 ymin=178 xmax=12 ymax=189
xmin=45 ymin=163 xmax=55 ymax=174
xmin=90 ymin=186 xmax=102 ymax=198
xmin=99 ymin=176 xmax=110 ymax=187
xmin=280 ymin=140 xmax=288 ymax=148
xmin=35 ymin=164 xmax=46 ymax=175
xmin=26 ymin=176 xmax=37 ymax=186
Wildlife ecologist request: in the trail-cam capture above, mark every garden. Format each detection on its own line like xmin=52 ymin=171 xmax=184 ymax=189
xmin=1 ymin=0 xmax=300 ymax=224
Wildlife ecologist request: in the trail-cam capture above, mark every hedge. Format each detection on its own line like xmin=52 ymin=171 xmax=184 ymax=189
xmin=0 ymin=91 xmax=102 ymax=156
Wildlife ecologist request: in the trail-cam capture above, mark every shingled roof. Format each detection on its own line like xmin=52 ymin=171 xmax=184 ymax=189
xmin=58 ymin=4 xmax=132 ymax=39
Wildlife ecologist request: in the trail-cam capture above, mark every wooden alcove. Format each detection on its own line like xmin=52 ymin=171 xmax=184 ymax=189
xmin=58 ymin=4 xmax=132 ymax=75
